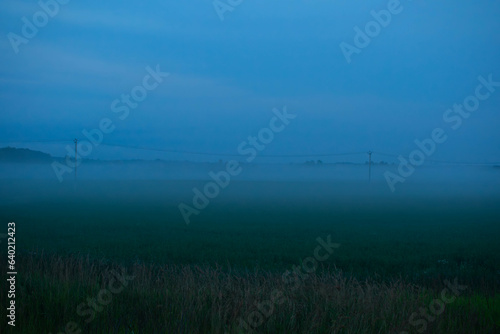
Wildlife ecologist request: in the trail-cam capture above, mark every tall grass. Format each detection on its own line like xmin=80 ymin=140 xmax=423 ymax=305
xmin=1 ymin=252 xmax=498 ymax=334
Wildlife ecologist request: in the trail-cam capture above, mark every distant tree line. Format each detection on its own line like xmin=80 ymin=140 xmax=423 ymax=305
xmin=0 ymin=147 xmax=52 ymax=162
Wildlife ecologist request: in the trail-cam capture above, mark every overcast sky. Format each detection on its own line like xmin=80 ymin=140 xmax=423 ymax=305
xmin=1 ymin=0 xmax=499 ymax=163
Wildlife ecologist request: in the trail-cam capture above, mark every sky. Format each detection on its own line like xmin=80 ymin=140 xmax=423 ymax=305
xmin=0 ymin=0 xmax=499 ymax=163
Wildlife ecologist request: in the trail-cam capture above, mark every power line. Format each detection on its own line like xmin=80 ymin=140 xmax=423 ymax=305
xmin=1 ymin=141 xmax=498 ymax=165
xmin=372 ymin=151 xmax=499 ymax=166
xmin=372 ymin=151 xmax=400 ymax=158
xmin=98 ymin=143 xmax=367 ymax=158
xmin=0 ymin=140 xmax=375 ymax=158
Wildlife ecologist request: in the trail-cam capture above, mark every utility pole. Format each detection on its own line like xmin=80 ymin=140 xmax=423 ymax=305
xmin=368 ymin=151 xmax=372 ymax=182
xmin=74 ymin=138 xmax=78 ymax=183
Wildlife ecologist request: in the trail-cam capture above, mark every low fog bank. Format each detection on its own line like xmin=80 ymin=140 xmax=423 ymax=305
xmin=1 ymin=160 xmax=499 ymax=183
xmin=1 ymin=162 xmax=499 ymax=209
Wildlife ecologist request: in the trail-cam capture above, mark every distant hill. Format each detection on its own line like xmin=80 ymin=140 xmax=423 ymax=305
xmin=0 ymin=147 xmax=53 ymax=162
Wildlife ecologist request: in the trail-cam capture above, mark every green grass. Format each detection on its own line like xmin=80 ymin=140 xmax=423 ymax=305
xmin=0 ymin=179 xmax=499 ymax=333
xmin=1 ymin=253 xmax=499 ymax=333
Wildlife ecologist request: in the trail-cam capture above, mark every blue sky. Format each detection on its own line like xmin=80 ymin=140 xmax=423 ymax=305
xmin=1 ymin=0 xmax=499 ymax=163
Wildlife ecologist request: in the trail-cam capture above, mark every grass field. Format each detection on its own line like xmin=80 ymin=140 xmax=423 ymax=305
xmin=0 ymin=178 xmax=499 ymax=333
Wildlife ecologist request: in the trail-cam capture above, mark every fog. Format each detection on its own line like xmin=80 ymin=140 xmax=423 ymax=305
xmin=1 ymin=162 xmax=499 ymax=212
xmin=2 ymin=1 xmax=500 ymax=332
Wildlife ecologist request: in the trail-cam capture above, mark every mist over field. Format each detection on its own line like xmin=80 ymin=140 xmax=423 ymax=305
xmin=1 ymin=161 xmax=500 ymax=333
xmin=1 ymin=149 xmax=500 ymax=333
xmin=1 ymin=162 xmax=500 ymax=205
xmin=1 ymin=0 xmax=500 ymax=332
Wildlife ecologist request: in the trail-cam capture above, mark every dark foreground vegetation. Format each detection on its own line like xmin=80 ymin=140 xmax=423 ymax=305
xmin=0 ymin=179 xmax=499 ymax=333
xmin=0 ymin=253 xmax=499 ymax=333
